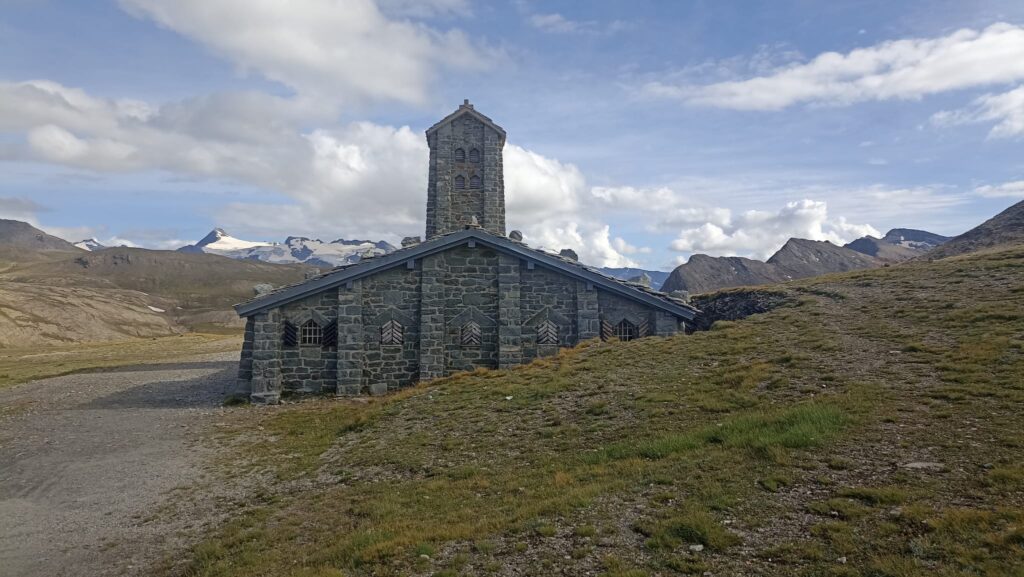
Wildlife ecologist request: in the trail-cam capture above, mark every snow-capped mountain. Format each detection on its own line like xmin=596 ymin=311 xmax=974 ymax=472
xmin=178 ymin=228 xmax=396 ymax=267
xmin=74 ymin=238 xmax=106 ymax=251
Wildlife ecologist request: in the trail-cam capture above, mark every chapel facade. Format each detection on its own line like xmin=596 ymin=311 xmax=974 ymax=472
xmin=234 ymin=101 xmax=698 ymax=403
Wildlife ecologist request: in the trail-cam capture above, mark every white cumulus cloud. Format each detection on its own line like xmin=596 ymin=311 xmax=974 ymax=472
xmin=668 ymin=200 xmax=880 ymax=260
xmin=644 ymin=23 xmax=1024 ymax=111
xmin=118 ymin=0 xmax=493 ymax=107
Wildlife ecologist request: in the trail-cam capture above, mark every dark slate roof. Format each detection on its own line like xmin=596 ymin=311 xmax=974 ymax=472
xmin=234 ymin=228 xmax=699 ymax=320
xmin=425 ymin=100 xmax=506 ymax=140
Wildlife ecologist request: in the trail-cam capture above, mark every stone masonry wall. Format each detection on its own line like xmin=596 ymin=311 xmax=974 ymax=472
xmin=279 ymin=291 xmax=338 ymax=394
xmin=443 ymin=245 xmax=500 ymax=372
xmin=361 ymin=265 xmax=422 ymax=394
xmin=234 ymin=316 xmax=255 ymax=397
xmin=520 ymin=266 xmax=580 ymax=360
xmin=598 ymin=290 xmax=659 ymax=336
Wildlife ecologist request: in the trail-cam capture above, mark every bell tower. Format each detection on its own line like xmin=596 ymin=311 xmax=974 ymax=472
xmin=425 ymin=100 xmax=506 ymax=238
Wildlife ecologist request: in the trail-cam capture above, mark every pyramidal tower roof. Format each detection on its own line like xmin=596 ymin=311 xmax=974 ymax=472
xmin=426 ymin=99 xmax=506 ymax=141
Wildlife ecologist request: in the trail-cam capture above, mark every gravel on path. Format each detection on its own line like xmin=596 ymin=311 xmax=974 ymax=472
xmin=0 ymin=352 xmax=238 ymax=577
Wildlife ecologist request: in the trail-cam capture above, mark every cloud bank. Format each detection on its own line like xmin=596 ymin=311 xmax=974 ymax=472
xmin=644 ymin=23 xmax=1024 ymax=111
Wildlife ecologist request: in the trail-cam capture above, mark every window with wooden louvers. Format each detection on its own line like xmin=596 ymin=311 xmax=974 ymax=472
xmin=537 ymin=320 xmax=558 ymax=345
xmin=461 ymin=321 xmax=481 ymax=347
xmin=381 ymin=320 xmax=404 ymax=346
xmin=282 ymin=321 xmax=298 ymax=347
xmin=322 ymin=320 xmax=338 ymax=348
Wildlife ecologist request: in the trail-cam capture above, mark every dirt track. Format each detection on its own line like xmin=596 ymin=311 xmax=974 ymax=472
xmin=0 ymin=353 xmax=237 ymax=577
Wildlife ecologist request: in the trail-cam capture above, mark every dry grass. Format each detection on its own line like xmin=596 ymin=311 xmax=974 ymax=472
xmin=0 ymin=333 xmax=242 ymax=390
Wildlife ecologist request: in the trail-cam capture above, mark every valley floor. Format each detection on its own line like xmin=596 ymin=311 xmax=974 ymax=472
xmin=0 ymin=351 xmax=239 ymax=577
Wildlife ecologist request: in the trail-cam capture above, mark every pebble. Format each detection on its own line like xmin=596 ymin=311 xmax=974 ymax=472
xmin=837 ymin=556 xmax=847 ymax=564
xmin=689 ymin=544 xmax=705 ymax=552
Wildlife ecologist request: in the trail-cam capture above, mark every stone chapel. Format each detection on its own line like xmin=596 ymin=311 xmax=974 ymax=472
xmin=234 ymin=101 xmax=698 ymax=403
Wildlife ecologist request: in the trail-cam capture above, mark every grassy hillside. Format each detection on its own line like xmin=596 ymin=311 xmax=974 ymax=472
xmin=179 ymin=245 xmax=1023 ymax=577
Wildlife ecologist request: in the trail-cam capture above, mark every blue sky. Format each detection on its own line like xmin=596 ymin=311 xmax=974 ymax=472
xmin=2 ymin=0 xmax=1023 ymax=269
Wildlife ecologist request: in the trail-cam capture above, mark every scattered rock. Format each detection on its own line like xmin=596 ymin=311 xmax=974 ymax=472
xmin=837 ymin=556 xmax=847 ymax=564
xmin=689 ymin=544 xmax=705 ymax=552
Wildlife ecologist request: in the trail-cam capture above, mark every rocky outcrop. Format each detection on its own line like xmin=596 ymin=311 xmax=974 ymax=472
xmin=690 ymin=288 xmax=793 ymax=331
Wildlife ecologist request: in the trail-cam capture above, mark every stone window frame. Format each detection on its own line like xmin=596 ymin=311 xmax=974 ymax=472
xmin=469 ymin=174 xmax=482 ymax=189
xmin=454 ymin=148 xmax=466 ymax=162
xmin=300 ymin=319 xmax=323 ymax=346
xmin=454 ymin=175 xmax=466 ymax=190
xmin=468 ymin=148 xmax=480 ymax=163
xmin=380 ymin=319 xmax=404 ymax=346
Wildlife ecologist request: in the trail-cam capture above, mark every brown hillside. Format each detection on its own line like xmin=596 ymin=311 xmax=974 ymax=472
xmin=925 ymin=199 xmax=1024 ymax=260
xmin=0 ymin=246 xmax=309 ymax=345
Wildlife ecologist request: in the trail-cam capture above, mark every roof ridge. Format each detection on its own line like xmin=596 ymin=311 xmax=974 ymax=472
xmin=235 ymin=229 xmax=698 ymax=319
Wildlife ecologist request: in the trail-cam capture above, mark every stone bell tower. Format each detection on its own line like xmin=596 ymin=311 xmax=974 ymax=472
xmin=425 ymin=100 xmax=506 ymax=238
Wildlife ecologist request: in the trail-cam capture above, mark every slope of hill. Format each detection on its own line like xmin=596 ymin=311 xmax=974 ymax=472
xmin=661 ymin=254 xmax=785 ymax=294
xmin=663 ymin=238 xmax=881 ymax=294
xmin=0 ymin=245 xmax=309 ymax=344
xmin=186 ymin=243 xmax=1024 ymax=577
xmin=179 ymin=228 xmax=396 ymax=267
xmin=0 ymin=219 xmax=81 ymax=253
xmin=924 ymin=199 xmax=1024 ymax=260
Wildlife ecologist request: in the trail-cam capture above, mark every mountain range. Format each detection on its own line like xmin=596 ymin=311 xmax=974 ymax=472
xmin=177 ymin=229 xmax=396 ymax=268
xmin=1 ymin=197 xmax=1021 ymax=345
xmin=662 ymin=228 xmax=950 ymax=294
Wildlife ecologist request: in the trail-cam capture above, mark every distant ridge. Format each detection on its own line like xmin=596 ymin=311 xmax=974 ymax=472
xmin=662 ymin=238 xmax=882 ymax=294
xmin=924 ymin=199 xmax=1024 ymax=259
xmin=845 ymin=228 xmax=950 ymax=262
xmin=178 ymin=228 xmax=396 ymax=267
xmin=0 ymin=219 xmax=81 ymax=252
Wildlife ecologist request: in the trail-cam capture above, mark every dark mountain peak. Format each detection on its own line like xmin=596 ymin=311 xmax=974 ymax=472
xmin=196 ymin=228 xmax=229 ymax=246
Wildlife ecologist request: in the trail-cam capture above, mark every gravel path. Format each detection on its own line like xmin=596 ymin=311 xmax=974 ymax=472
xmin=0 ymin=352 xmax=238 ymax=577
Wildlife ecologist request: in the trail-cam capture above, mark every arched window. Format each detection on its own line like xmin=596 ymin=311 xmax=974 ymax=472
xmin=468 ymin=148 xmax=480 ymax=163
xmin=469 ymin=175 xmax=481 ymax=189
xmin=381 ymin=320 xmax=404 ymax=346
xmin=454 ymin=175 xmax=466 ymax=190
xmin=614 ymin=319 xmax=637 ymax=342
xmin=454 ymin=148 xmax=466 ymax=162
xmin=300 ymin=320 xmax=323 ymax=346
xmin=537 ymin=320 xmax=558 ymax=345
xmin=461 ymin=321 xmax=481 ymax=347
